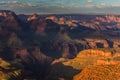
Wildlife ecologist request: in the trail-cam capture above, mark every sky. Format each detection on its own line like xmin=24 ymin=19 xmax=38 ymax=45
xmin=0 ymin=0 xmax=120 ymax=14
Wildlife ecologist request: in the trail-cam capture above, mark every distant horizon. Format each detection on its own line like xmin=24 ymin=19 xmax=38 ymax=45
xmin=0 ymin=0 xmax=120 ymax=15
xmin=2 ymin=9 xmax=120 ymax=16
xmin=16 ymin=12 xmax=120 ymax=15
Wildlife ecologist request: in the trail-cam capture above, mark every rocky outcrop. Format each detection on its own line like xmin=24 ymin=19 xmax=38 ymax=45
xmin=0 ymin=10 xmax=119 ymax=59
xmin=96 ymin=59 xmax=120 ymax=65
xmin=112 ymin=40 xmax=120 ymax=48
xmin=27 ymin=14 xmax=38 ymax=21
xmin=0 ymin=10 xmax=24 ymax=31
xmin=85 ymin=39 xmax=120 ymax=48
xmin=77 ymin=49 xmax=112 ymax=57
xmin=46 ymin=16 xmax=57 ymax=21
xmin=0 ymin=10 xmax=13 ymax=17
xmin=73 ymin=64 xmax=120 ymax=80
xmin=14 ymin=47 xmax=53 ymax=79
xmin=85 ymin=39 xmax=109 ymax=48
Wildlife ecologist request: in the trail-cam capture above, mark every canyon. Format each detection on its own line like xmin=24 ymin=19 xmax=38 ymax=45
xmin=0 ymin=10 xmax=120 ymax=80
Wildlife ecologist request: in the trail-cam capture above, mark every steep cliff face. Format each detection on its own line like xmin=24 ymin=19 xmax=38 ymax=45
xmin=49 ymin=48 xmax=120 ymax=80
xmin=0 ymin=11 xmax=120 ymax=59
xmin=73 ymin=64 xmax=120 ymax=80
xmin=0 ymin=10 xmax=12 ymax=17
xmin=111 ymin=39 xmax=120 ymax=48
xmin=0 ymin=10 xmax=18 ymax=22
xmin=26 ymin=16 xmax=120 ymax=58
xmin=27 ymin=14 xmax=38 ymax=21
xmin=0 ymin=10 xmax=24 ymax=31
xmin=47 ymin=39 xmax=120 ymax=58
xmin=85 ymin=39 xmax=108 ymax=48
xmin=85 ymin=39 xmax=120 ymax=48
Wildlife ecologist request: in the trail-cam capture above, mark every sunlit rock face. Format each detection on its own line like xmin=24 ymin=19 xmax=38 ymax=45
xmin=0 ymin=10 xmax=13 ymax=17
xmin=27 ymin=14 xmax=38 ymax=21
xmin=46 ymin=16 xmax=58 ymax=22
xmin=73 ymin=61 xmax=120 ymax=80
xmin=113 ymin=40 xmax=120 ymax=48
xmin=85 ymin=39 xmax=120 ymax=49
xmin=85 ymin=39 xmax=109 ymax=48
